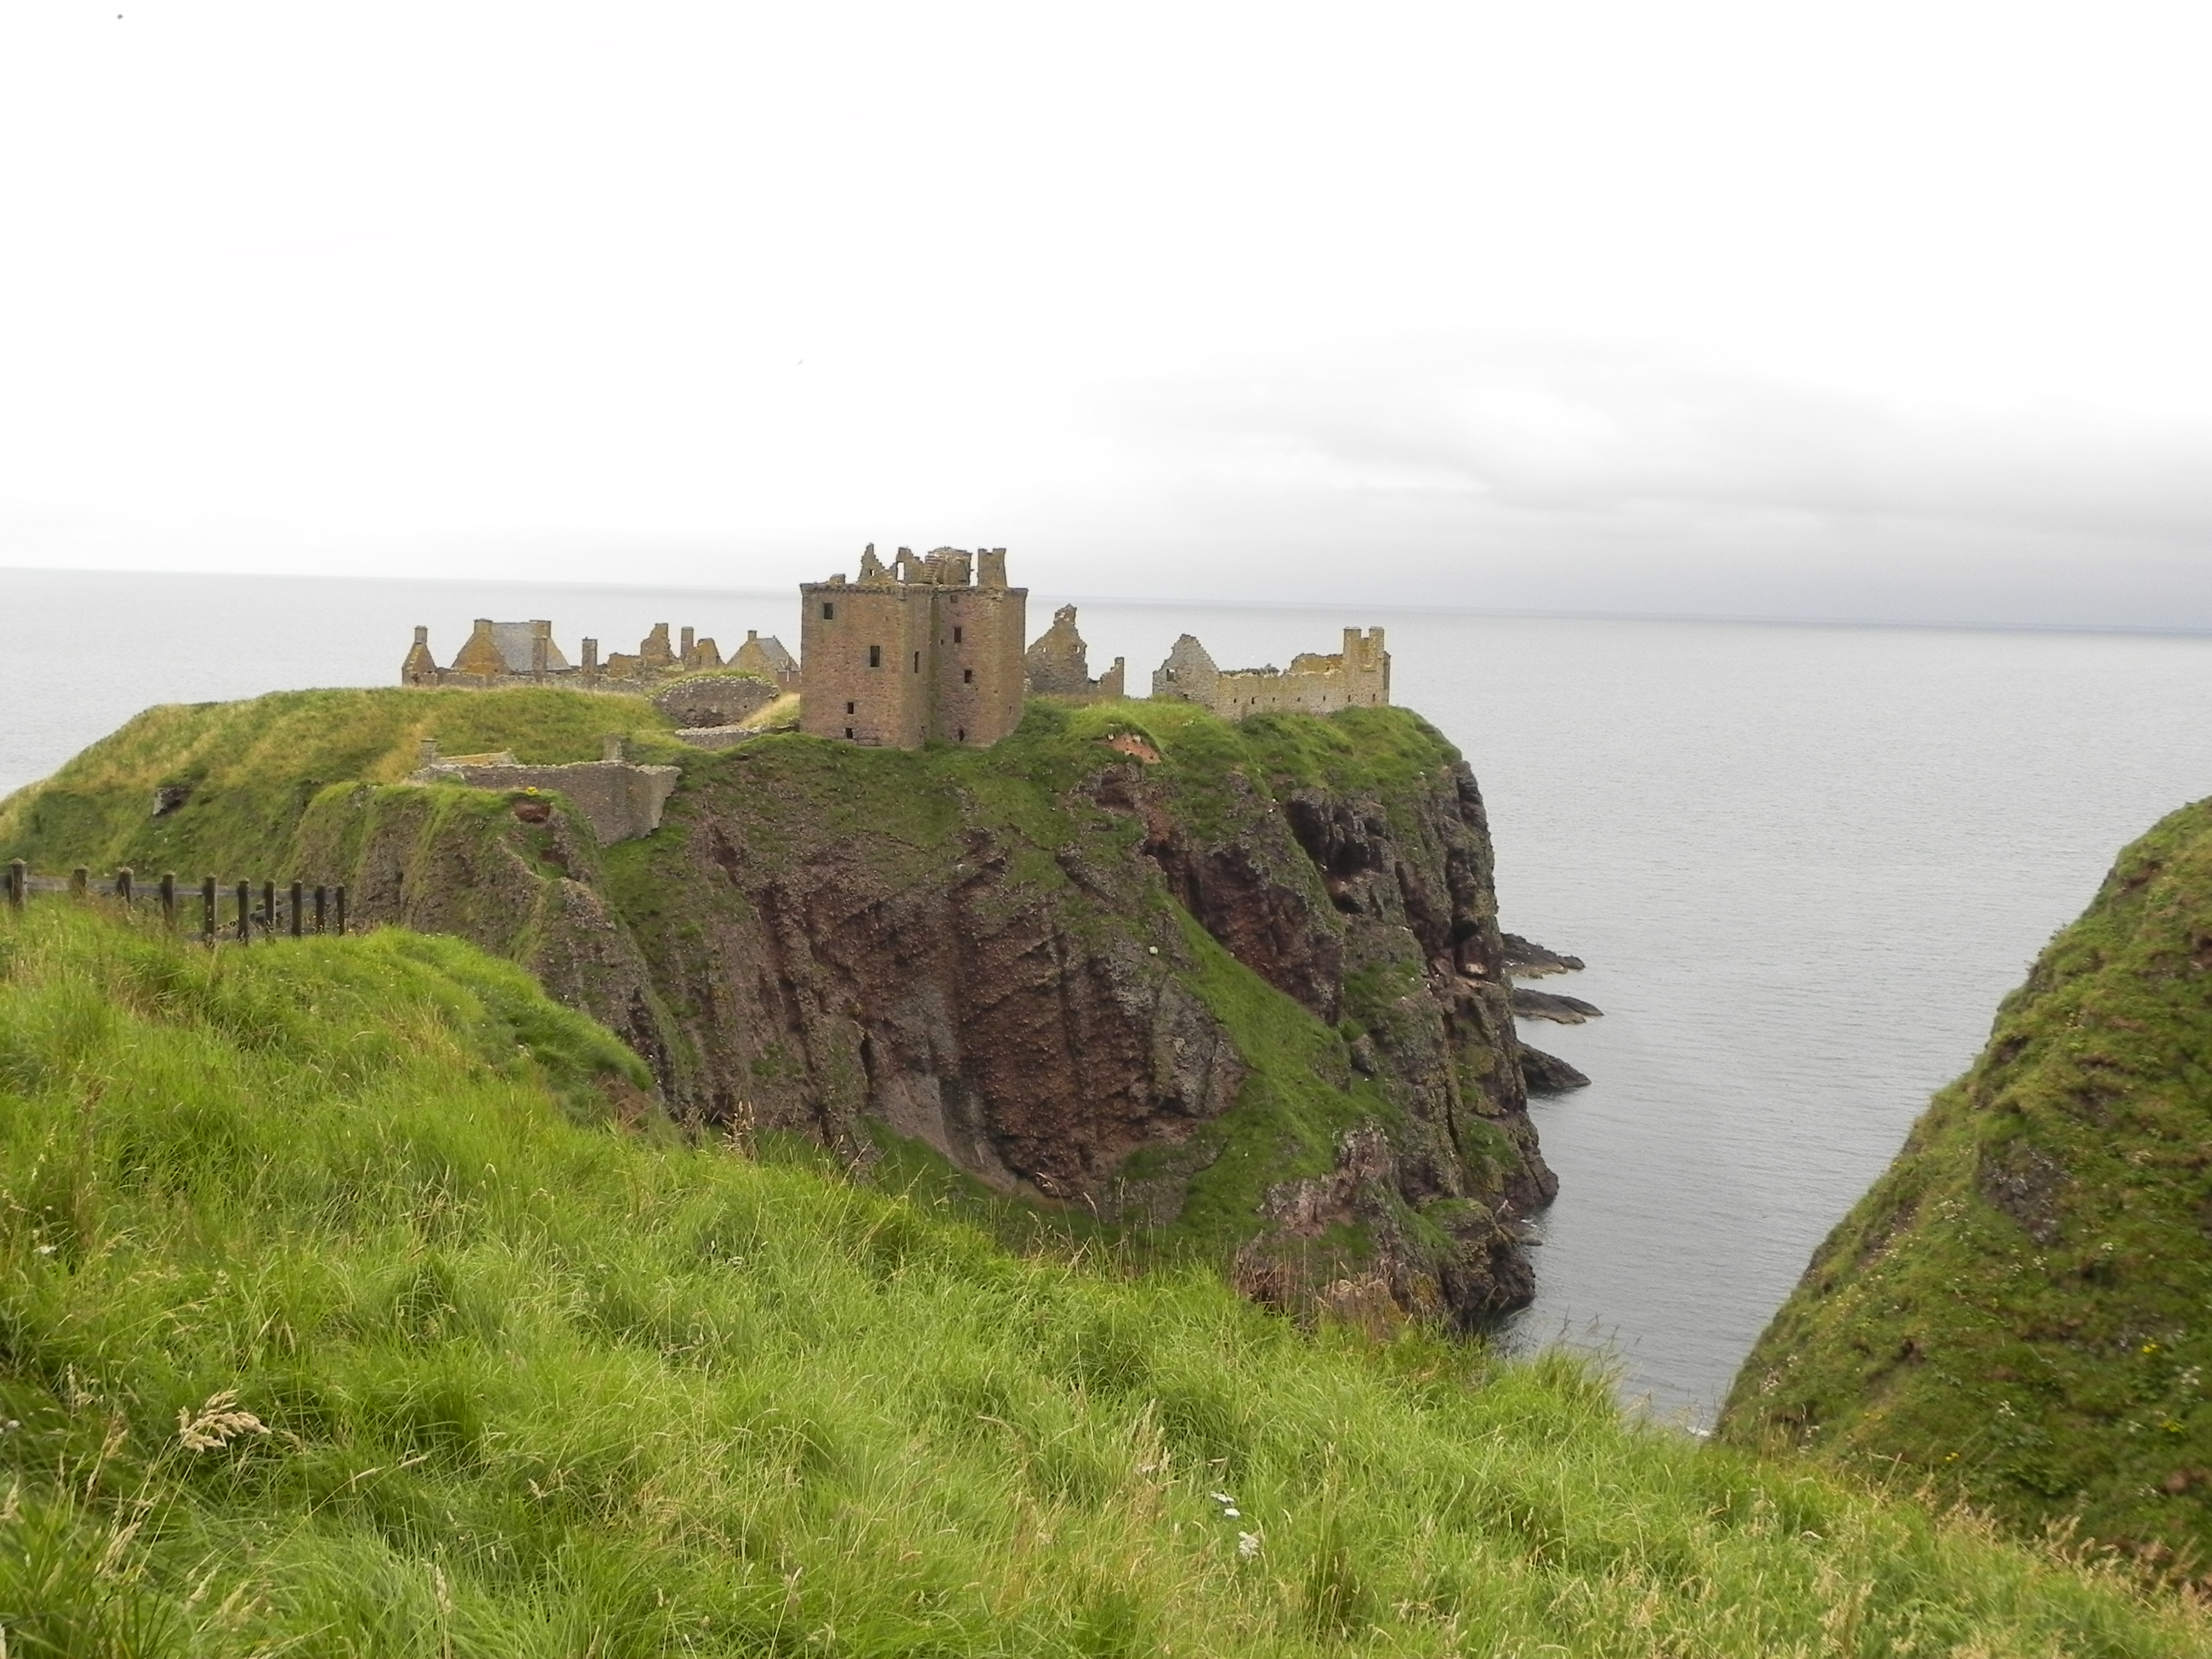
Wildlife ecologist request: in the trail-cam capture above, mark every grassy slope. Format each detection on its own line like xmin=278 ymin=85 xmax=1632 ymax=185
xmin=0 ymin=687 xmax=1487 ymax=1275
xmin=1721 ymin=797 xmax=2212 ymax=1567
xmin=1 ymin=905 xmax=2205 ymax=1657
xmin=0 ymin=686 xmax=683 ymax=880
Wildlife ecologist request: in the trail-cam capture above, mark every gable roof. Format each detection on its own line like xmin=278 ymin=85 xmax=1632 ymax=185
xmin=734 ymin=632 xmax=797 ymax=672
xmin=488 ymin=622 xmax=571 ymax=673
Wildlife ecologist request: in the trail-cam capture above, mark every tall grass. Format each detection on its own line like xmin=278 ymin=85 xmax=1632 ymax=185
xmin=0 ymin=903 xmax=2204 ymax=1655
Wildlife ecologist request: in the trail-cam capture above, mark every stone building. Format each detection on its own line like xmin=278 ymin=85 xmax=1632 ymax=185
xmin=730 ymin=629 xmax=802 ymax=692
xmin=403 ymin=618 xmax=788 ymax=693
xmin=799 ymin=545 xmax=1027 ymax=747
xmin=1024 ymin=605 xmax=1126 ymax=702
xmin=1150 ymin=627 xmax=1390 ymax=719
xmin=404 ymin=619 xmax=571 ymax=686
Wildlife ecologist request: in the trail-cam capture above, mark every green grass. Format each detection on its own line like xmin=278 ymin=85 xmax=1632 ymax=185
xmin=0 ymin=903 xmax=2206 ymax=1656
xmin=1721 ymin=795 xmax=2212 ymax=1570
xmin=0 ymin=687 xmax=682 ymax=880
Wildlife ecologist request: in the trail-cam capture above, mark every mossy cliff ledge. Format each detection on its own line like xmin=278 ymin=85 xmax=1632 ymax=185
xmin=1722 ymin=794 xmax=2212 ymax=1569
xmin=0 ymin=688 xmax=1554 ymax=1322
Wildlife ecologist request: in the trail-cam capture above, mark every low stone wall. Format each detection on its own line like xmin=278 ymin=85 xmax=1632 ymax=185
xmin=652 ymin=675 xmax=779 ymax=728
xmin=414 ymin=759 xmax=680 ymax=845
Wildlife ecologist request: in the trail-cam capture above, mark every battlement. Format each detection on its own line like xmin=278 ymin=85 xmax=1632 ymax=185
xmin=1150 ymin=626 xmax=1390 ymax=720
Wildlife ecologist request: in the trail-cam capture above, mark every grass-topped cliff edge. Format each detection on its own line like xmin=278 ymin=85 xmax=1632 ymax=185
xmin=1 ymin=902 xmax=2206 ymax=1656
xmin=0 ymin=688 xmax=1553 ymax=1327
xmin=1723 ymin=793 xmax=2212 ymax=1575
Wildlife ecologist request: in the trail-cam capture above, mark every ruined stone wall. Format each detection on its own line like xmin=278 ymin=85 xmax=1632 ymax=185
xmin=1153 ymin=628 xmax=1390 ymax=720
xmin=414 ymin=757 xmax=680 ymax=845
xmin=1025 ymin=605 xmax=1127 ymax=703
xmin=652 ymin=675 xmax=780 ymax=730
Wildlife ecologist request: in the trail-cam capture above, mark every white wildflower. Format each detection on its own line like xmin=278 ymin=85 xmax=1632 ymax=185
xmin=1236 ymin=1532 xmax=1261 ymax=1561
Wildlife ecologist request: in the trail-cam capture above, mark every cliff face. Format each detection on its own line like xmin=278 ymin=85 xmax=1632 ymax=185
xmin=0 ymin=689 xmax=1554 ymax=1324
xmin=1721 ymin=797 xmax=2212 ymax=1569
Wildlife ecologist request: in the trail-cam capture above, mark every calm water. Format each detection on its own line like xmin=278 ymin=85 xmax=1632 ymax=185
xmin=8 ymin=568 xmax=2212 ymax=1424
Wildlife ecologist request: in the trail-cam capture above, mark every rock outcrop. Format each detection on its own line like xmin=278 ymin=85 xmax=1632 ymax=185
xmin=1720 ymin=796 xmax=2212 ymax=1569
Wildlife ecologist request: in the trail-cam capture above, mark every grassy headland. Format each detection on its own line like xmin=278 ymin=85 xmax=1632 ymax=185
xmin=0 ymin=903 xmax=2206 ymax=1655
xmin=0 ymin=689 xmax=1533 ymax=1306
xmin=1723 ymin=795 xmax=2212 ymax=1572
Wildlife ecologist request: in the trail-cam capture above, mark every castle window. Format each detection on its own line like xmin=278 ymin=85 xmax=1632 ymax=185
xmin=845 ymin=701 xmax=855 ymax=715
xmin=913 ymin=651 xmax=921 ymax=672
xmin=822 ymin=602 xmax=835 ymax=620
xmin=957 ymin=726 xmax=967 ymax=742
xmin=963 ymin=668 xmax=973 ymax=683
xmin=845 ymin=726 xmax=854 ymax=739
xmin=953 ymin=626 xmax=963 ymax=644
xmin=868 ymin=645 xmax=882 ymax=668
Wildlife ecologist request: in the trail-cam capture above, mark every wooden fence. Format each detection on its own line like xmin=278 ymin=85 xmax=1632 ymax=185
xmin=2 ymin=862 xmax=347 ymax=943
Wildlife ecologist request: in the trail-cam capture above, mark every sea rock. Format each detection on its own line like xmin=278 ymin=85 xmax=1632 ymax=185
xmin=1511 ymin=987 xmax=1604 ymax=1024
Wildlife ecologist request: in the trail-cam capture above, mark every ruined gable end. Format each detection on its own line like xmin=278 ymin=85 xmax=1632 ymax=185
xmin=1026 ymin=605 xmax=1127 ymax=703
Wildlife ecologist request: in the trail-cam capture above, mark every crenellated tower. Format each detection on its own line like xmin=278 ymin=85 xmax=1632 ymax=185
xmin=799 ymin=545 xmax=1028 ymax=747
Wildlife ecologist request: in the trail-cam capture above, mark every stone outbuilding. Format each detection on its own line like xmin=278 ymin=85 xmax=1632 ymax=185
xmin=730 ymin=630 xmax=801 ymax=692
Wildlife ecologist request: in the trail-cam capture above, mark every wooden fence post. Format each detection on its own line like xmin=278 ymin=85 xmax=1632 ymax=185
xmin=5 ymin=860 xmax=22 ymax=912
xmin=335 ymin=885 xmax=348 ymax=935
xmin=261 ymin=881 xmax=275 ymax=938
xmin=69 ymin=867 xmax=87 ymax=899
xmin=289 ymin=880 xmax=304 ymax=938
xmin=235 ymin=881 xmax=250 ymax=945
xmin=202 ymin=876 xmax=216 ymax=942
xmin=313 ymin=886 xmax=327 ymax=934
xmin=116 ymin=867 xmax=133 ymax=905
xmin=160 ymin=872 xmax=176 ymax=928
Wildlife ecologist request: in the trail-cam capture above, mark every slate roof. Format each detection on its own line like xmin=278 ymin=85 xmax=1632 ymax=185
xmin=488 ymin=622 xmax=571 ymax=673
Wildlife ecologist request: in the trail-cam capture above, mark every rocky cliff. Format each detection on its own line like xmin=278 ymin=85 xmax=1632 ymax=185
xmin=0 ymin=688 xmax=1556 ymax=1323
xmin=1721 ymin=796 xmax=2212 ymax=1571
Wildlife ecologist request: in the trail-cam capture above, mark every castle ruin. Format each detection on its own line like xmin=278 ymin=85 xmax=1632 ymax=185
xmin=400 ymin=554 xmax=1388 ymax=750
xmin=402 ymin=618 xmax=796 ymax=695
xmin=1024 ymin=606 xmax=1125 ymax=702
xmin=1150 ymin=628 xmax=1390 ymax=720
xmin=800 ymin=545 xmax=1027 ymax=747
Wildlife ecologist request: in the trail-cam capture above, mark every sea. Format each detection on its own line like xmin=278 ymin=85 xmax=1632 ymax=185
xmin=8 ymin=566 xmax=2212 ymax=1427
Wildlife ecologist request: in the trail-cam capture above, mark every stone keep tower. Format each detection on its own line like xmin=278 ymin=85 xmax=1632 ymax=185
xmin=799 ymin=545 xmax=1028 ymax=747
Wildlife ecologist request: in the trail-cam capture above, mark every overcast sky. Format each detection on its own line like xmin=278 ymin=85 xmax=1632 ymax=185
xmin=4 ymin=1 xmax=2209 ymax=625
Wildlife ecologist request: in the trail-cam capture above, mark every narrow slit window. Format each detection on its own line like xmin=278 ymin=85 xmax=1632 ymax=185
xmin=953 ymin=626 xmax=963 ymax=644
xmin=963 ymin=668 xmax=973 ymax=683
xmin=957 ymin=727 xmax=967 ymax=742
xmin=845 ymin=701 xmax=855 ymax=714
xmin=822 ymin=602 xmax=836 ymax=620
xmin=913 ymin=651 xmax=922 ymax=672
xmin=868 ymin=645 xmax=882 ymax=668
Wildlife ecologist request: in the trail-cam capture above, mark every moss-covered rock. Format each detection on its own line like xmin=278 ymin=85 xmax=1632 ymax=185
xmin=1721 ymin=795 xmax=2212 ymax=1570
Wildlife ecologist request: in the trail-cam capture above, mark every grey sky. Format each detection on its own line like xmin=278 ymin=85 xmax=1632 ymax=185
xmin=4 ymin=0 xmax=2208 ymax=625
